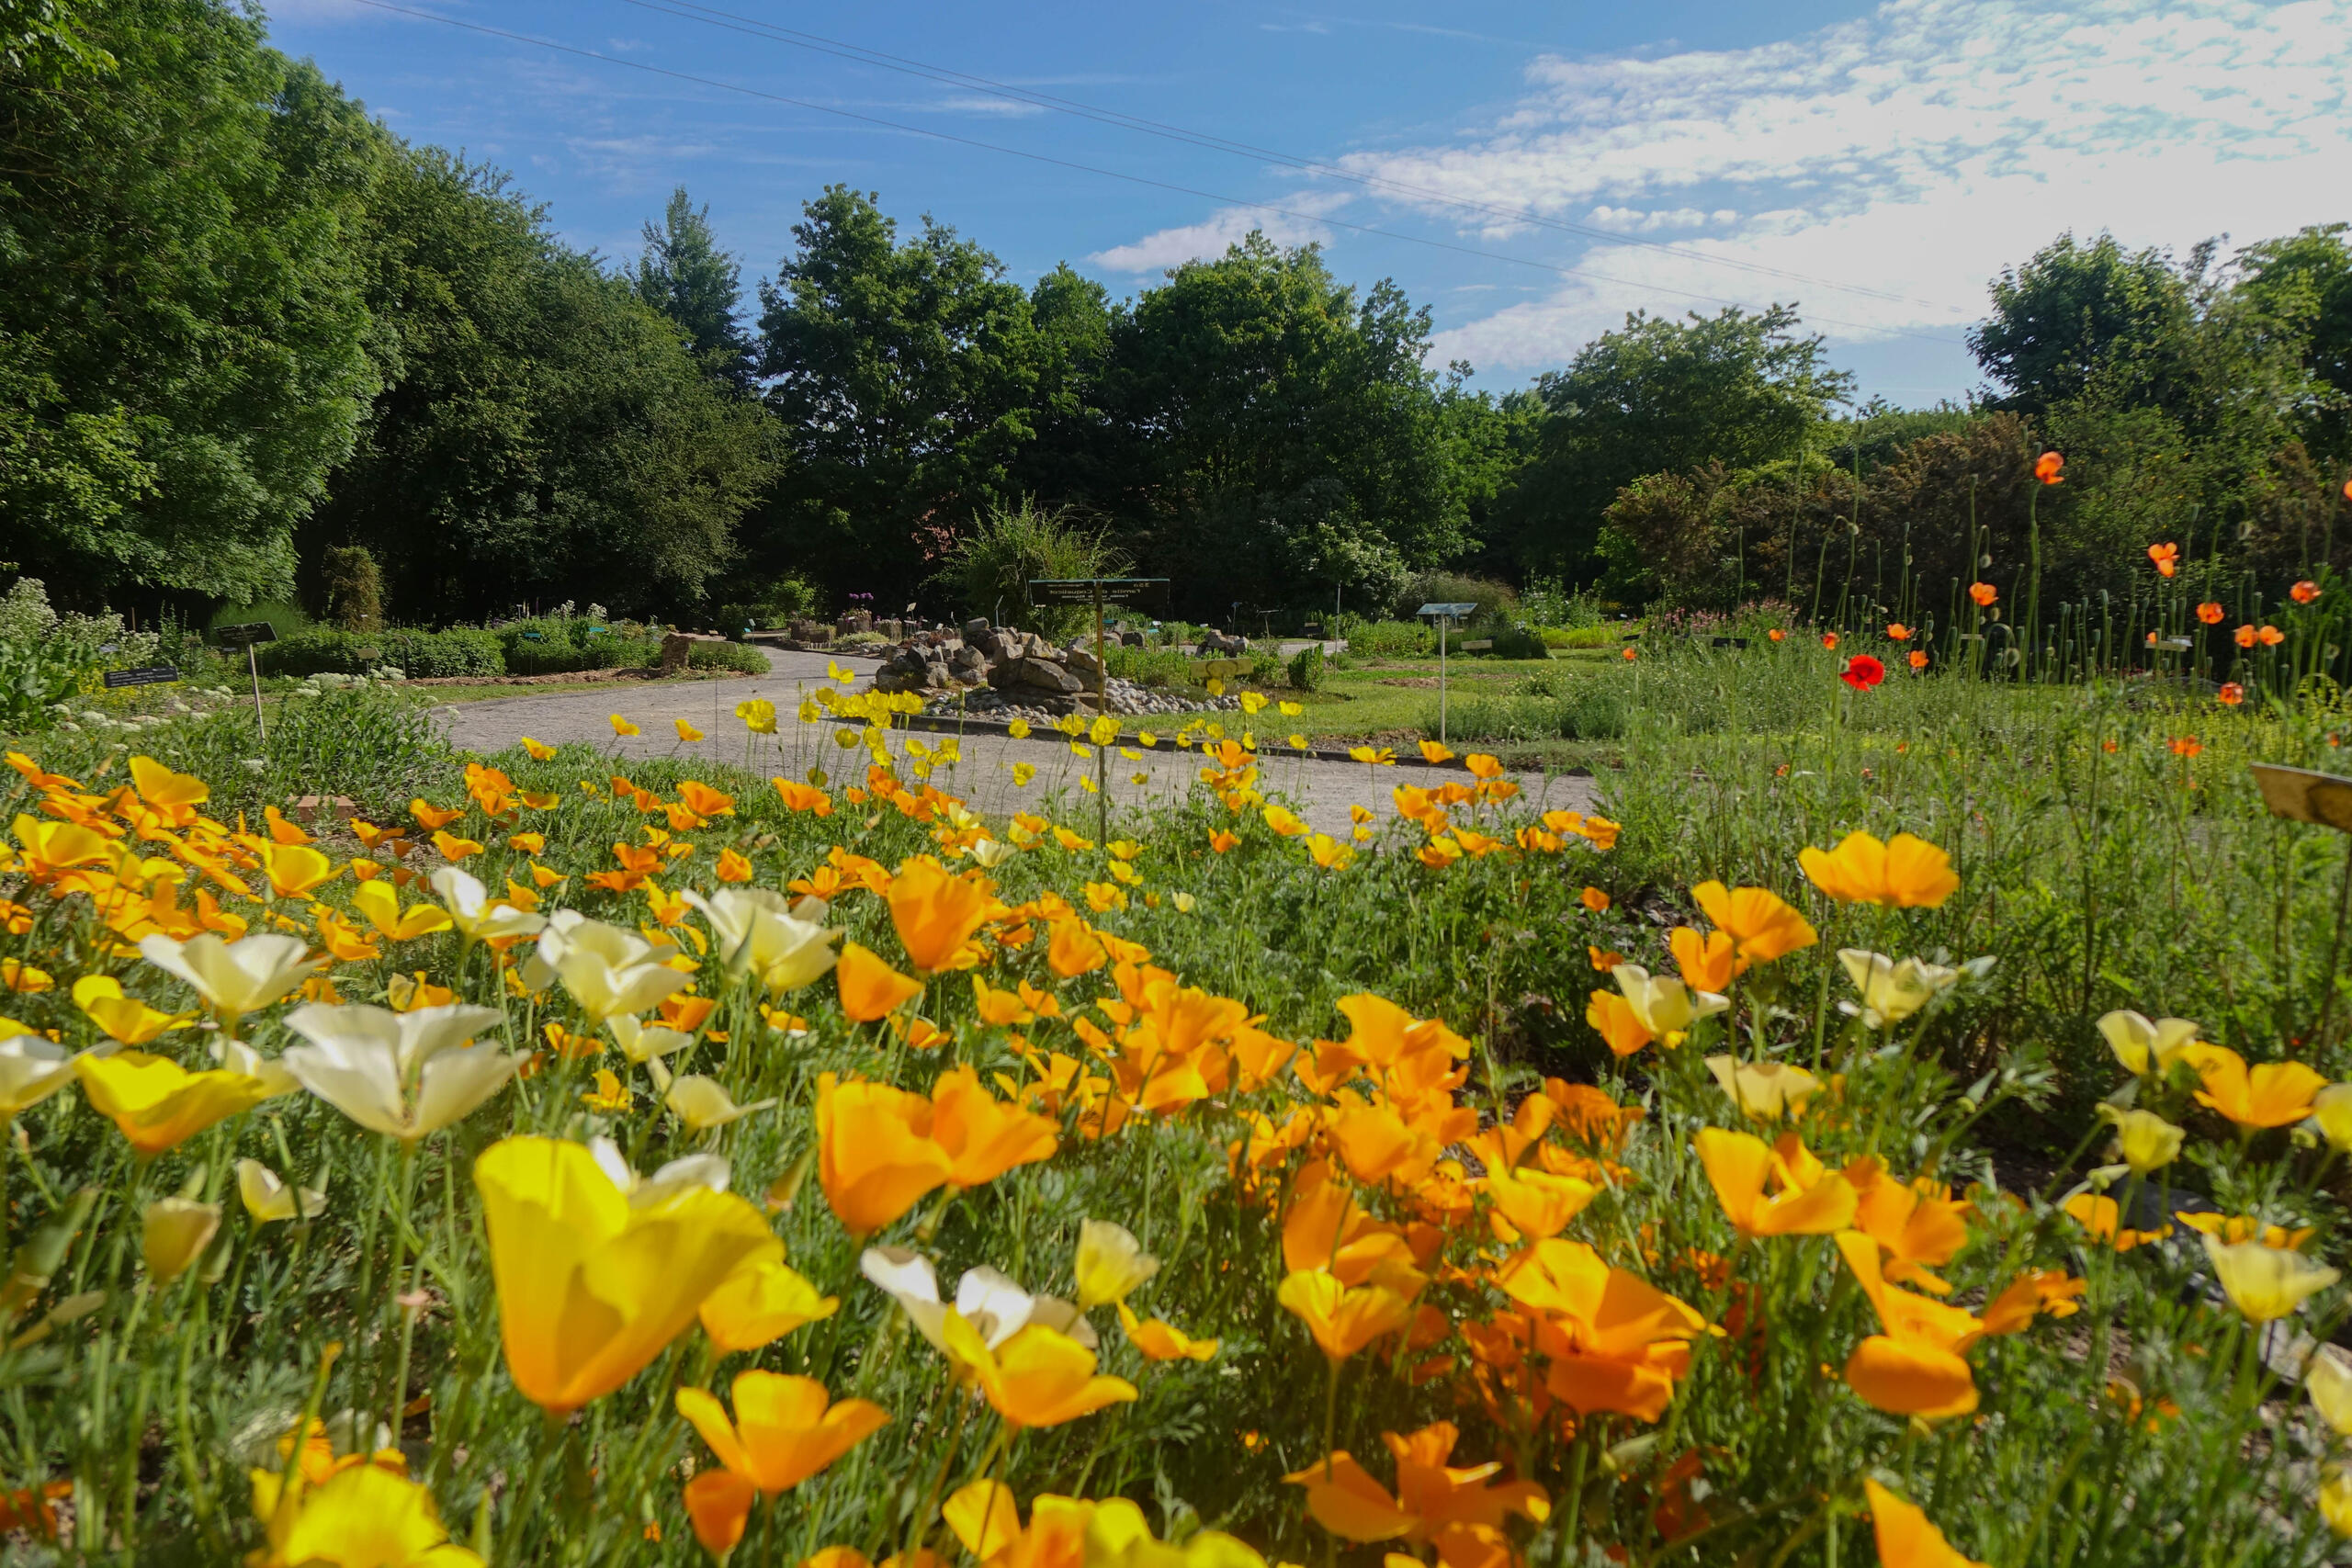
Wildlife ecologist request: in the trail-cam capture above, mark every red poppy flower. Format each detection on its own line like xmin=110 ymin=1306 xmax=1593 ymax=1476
xmin=2217 ymin=682 xmax=2245 ymax=706
xmin=2292 ymin=581 xmax=2321 ymax=605
xmin=2196 ymin=602 xmax=2224 ymax=625
xmin=2034 ymin=452 xmax=2065 ymax=484
xmin=1840 ymin=655 xmax=1886 ymax=691
xmin=2147 ymin=543 xmax=2178 ymax=578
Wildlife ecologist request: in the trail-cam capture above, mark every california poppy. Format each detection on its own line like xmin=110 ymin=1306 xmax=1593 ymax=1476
xmin=887 ymin=856 xmax=991 ymax=973
xmin=1841 ymin=655 xmax=1885 ymax=691
xmin=836 ymin=942 xmax=922 ymax=1021
xmin=1799 ymin=830 xmax=1960 ymax=908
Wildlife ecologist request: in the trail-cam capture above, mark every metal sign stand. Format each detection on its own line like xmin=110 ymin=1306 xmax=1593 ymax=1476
xmin=215 ymin=621 xmax=279 ymax=742
xmin=1029 ymin=578 xmax=1170 ymax=841
xmin=1417 ymin=602 xmax=1477 ymax=745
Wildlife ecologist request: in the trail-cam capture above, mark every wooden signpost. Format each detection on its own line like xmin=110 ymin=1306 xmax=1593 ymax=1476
xmin=1028 ymin=578 xmax=1170 ymax=839
xmin=2253 ymin=762 xmax=2352 ymax=1050
xmin=215 ymin=621 xmax=277 ymax=739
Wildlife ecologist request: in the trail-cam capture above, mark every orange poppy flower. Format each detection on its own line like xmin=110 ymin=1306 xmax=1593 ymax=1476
xmin=1690 ymin=881 xmax=1816 ymax=969
xmin=2197 ymin=601 xmax=2224 ymax=624
xmin=1278 ymin=1269 xmax=1419 ymax=1361
xmin=2033 ymin=451 xmax=2064 ymax=484
xmin=1768 ymin=628 xmax=1785 ymax=642
xmin=2217 ymin=682 xmax=2245 ymax=706
xmin=1908 ymin=649 xmax=1929 ymax=670
xmin=835 ymin=942 xmax=922 ymax=1021
xmin=2180 ymin=1043 xmax=2326 ymax=1129
xmin=2258 ymin=624 xmax=2285 ymax=646
xmin=814 ymin=1074 xmax=952 ymax=1237
xmin=2146 ymin=543 xmax=2177 ymax=577
xmin=2293 ymin=580 xmax=2322 ymax=604
xmin=1864 ymin=1479 xmax=1987 ymax=1567
xmin=1968 ymin=582 xmax=1996 ymax=607
xmin=2168 ymin=736 xmax=2202 ymax=758
xmin=1694 ymin=1129 xmax=1855 ymax=1237
xmin=1620 ymin=647 xmax=1636 ymax=661
xmin=1885 ymin=623 xmax=1911 ymax=641
xmin=886 ymin=856 xmax=990 ymax=973
xmin=2234 ymin=624 xmax=2257 ymax=648
xmin=1820 ymin=633 xmax=1839 ymax=650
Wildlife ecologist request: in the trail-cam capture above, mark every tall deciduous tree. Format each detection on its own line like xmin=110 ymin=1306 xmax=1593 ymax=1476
xmin=0 ymin=0 xmax=380 ymax=604
xmin=1102 ymin=234 xmax=1467 ymax=619
xmin=306 ymin=148 xmax=775 ymax=619
xmin=631 ymin=186 xmax=757 ymax=396
xmin=1511 ymin=305 xmax=1851 ymax=580
xmin=752 ymin=186 xmax=1042 ymax=601
xmin=1970 ymin=232 xmax=2191 ymax=415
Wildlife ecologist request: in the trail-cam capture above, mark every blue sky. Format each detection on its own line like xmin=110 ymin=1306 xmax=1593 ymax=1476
xmin=265 ymin=0 xmax=2352 ymax=407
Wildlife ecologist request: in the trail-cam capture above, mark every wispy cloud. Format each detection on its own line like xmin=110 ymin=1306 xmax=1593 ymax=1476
xmin=1089 ymin=195 xmax=1343 ymax=273
xmin=1321 ymin=0 xmax=2352 ymax=372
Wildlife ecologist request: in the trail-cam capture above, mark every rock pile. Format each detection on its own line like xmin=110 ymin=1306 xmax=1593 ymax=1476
xmin=870 ymin=618 xmax=1243 ymax=718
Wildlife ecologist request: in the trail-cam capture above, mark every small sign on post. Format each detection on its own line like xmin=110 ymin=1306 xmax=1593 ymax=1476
xmin=215 ymin=621 xmax=278 ymax=741
xmin=1028 ymin=579 xmax=1170 ymax=840
xmin=2254 ymin=761 xmax=2352 ymax=1051
xmin=102 ymin=665 xmax=179 ymax=690
xmin=1416 ymin=602 xmax=1478 ymax=745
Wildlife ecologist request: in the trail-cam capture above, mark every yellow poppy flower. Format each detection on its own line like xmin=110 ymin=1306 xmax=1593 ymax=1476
xmin=472 ymin=1135 xmax=776 ymax=1414
xmin=1797 ymin=830 xmax=1960 ymax=908
xmin=75 ymin=1050 xmax=282 ymax=1156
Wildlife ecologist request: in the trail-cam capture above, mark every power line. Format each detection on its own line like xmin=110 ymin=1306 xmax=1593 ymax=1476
xmin=332 ymin=0 xmax=1973 ymax=347
xmin=616 ymin=0 xmax=1962 ymax=315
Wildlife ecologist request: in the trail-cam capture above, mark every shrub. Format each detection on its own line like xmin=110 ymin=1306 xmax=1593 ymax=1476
xmin=687 ymin=640 xmax=768 ymax=673
xmin=1286 ymin=644 xmax=1325 ymax=691
xmin=1103 ymin=646 xmax=1199 ymax=687
xmin=496 ymin=617 xmax=652 ymax=675
xmin=711 ymin=572 xmax=821 ymax=634
xmin=1337 ymin=618 xmax=1433 ymax=657
xmin=260 ymin=627 xmax=505 ymax=679
xmin=320 ymin=545 xmax=384 ymax=632
xmin=931 ymin=498 xmax=1129 ymax=640
xmin=1478 ymin=624 xmax=1553 ymax=660
xmin=1392 ymin=570 xmax=1517 ymax=624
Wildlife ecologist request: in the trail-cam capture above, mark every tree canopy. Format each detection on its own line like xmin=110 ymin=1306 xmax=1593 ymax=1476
xmin=6 ymin=1 xmax=2349 ymax=634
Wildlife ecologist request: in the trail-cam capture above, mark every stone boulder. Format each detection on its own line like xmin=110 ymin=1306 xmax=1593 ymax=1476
xmin=994 ymin=657 xmax=1083 ymax=695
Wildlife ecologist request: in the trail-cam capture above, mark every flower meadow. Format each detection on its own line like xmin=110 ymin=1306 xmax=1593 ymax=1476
xmin=4 ymin=671 xmax=2352 ymax=1567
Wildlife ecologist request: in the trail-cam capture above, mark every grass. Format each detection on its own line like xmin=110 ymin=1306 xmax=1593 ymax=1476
xmin=2 ymin=644 xmax=2347 ymax=1566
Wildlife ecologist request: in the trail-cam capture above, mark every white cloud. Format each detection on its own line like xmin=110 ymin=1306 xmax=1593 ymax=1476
xmin=1323 ymin=0 xmax=2352 ymax=374
xmin=929 ymin=96 xmax=1047 ymax=118
xmin=1089 ymin=194 xmax=1344 ymax=273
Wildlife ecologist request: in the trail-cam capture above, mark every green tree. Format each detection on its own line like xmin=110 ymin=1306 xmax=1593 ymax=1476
xmin=1102 ymin=234 xmax=1465 ymax=619
xmin=0 ymin=0 xmax=381 ymax=604
xmin=752 ymin=186 xmax=1042 ymax=602
xmin=1970 ymin=232 xmax=2191 ymax=414
xmin=1512 ymin=305 xmax=1851 ymax=580
xmin=2235 ymin=224 xmax=2352 ymax=464
xmin=631 ymin=186 xmax=757 ymax=396
xmin=307 ymin=147 xmax=775 ymax=619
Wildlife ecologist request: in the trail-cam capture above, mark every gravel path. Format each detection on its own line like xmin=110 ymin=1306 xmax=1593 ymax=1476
xmin=429 ymin=649 xmax=1597 ymax=840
